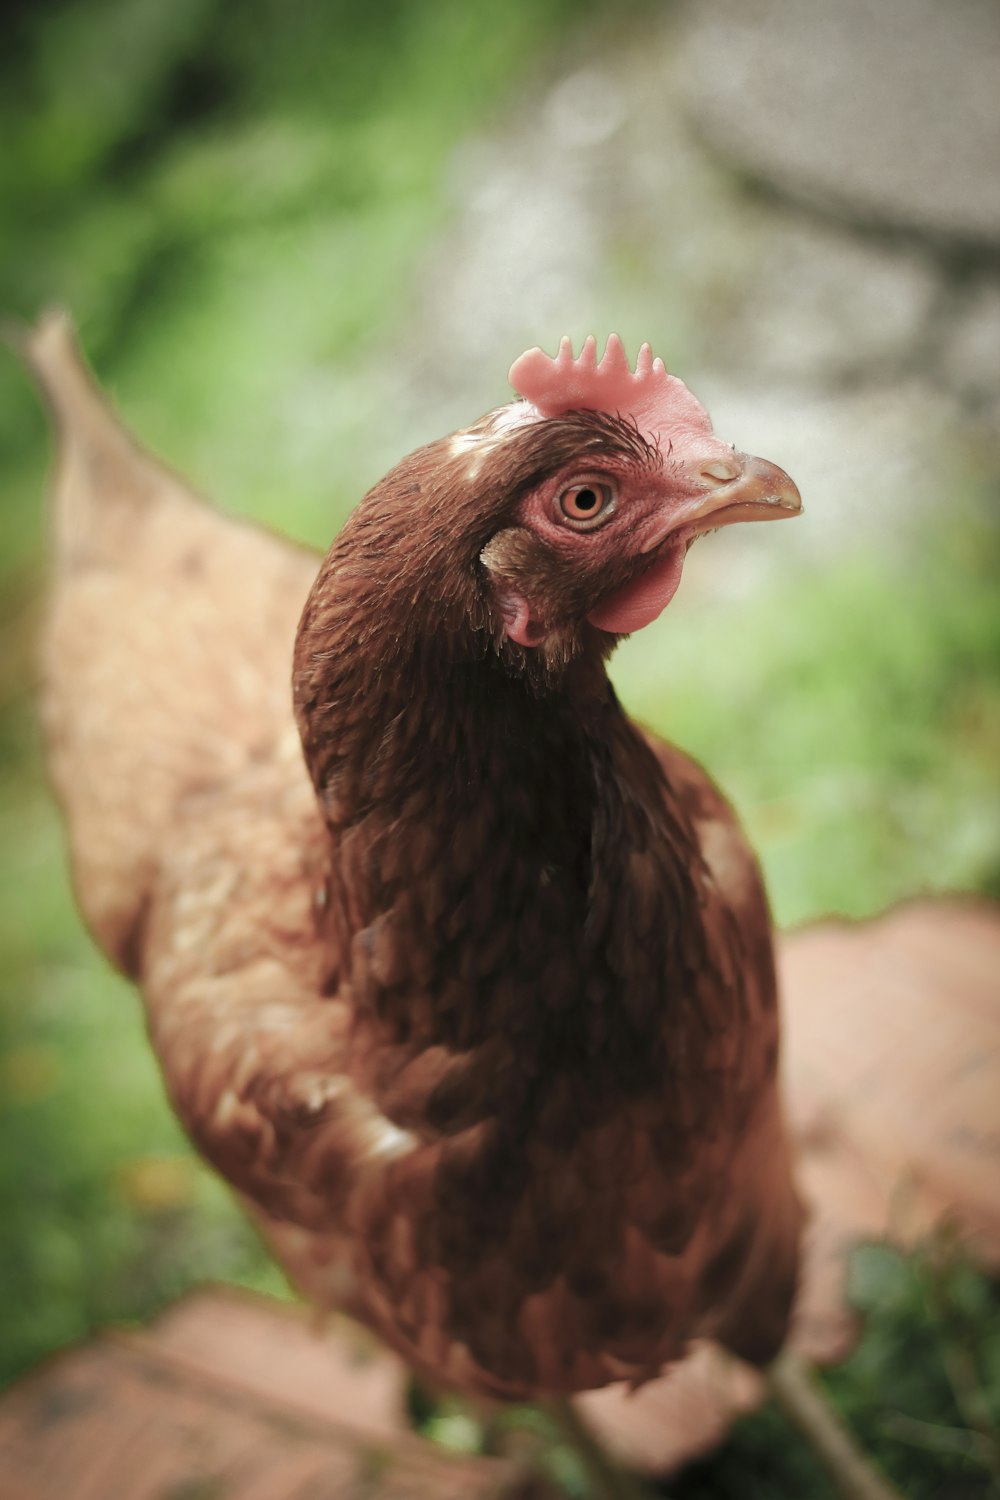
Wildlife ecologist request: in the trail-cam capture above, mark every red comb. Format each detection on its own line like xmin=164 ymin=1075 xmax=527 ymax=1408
xmin=508 ymin=334 xmax=714 ymax=450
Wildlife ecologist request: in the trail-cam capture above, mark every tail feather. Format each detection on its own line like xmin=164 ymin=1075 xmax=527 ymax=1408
xmin=18 ymin=309 xmax=204 ymax=573
xmin=25 ymin=311 xmax=320 ymax=974
xmin=19 ymin=309 xmax=119 ymax=439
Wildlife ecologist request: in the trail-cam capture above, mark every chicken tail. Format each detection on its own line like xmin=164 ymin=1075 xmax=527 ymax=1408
xmin=24 ymin=311 xmax=318 ymax=976
xmin=16 ymin=308 xmax=112 ymax=434
xmin=16 ymin=308 xmax=195 ymax=574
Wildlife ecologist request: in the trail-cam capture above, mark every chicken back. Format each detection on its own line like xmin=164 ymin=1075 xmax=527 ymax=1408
xmin=29 ymin=316 xmax=804 ymax=1400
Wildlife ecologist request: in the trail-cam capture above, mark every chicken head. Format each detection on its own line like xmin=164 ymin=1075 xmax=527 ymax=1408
xmin=476 ymin=335 xmax=801 ymax=650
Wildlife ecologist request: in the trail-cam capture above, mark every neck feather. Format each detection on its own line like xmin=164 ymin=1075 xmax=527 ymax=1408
xmin=294 ymin=531 xmax=714 ymax=1080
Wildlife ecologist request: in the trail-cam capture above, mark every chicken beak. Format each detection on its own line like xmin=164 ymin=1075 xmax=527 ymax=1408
xmin=688 ymin=452 xmax=802 ymax=531
xmin=640 ymin=452 xmax=802 ymax=554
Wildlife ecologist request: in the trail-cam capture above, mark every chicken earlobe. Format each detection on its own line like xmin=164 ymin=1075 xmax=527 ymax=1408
xmin=479 ymin=525 xmax=591 ymax=657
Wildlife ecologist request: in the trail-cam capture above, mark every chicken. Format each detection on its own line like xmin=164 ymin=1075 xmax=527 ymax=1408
xmin=27 ymin=314 xmax=805 ymax=1403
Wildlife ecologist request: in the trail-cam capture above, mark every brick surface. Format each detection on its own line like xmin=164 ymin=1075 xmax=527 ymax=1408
xmin=0 ymin=1303 xmax=537 ymax=1500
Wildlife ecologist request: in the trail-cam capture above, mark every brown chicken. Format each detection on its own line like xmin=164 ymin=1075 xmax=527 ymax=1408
xmin=28 ymin=315 xmax=804 ymax=1403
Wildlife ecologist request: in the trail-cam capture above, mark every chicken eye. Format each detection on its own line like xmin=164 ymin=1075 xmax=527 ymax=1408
xmin=558 ymin=480 xmax=615 ymax=529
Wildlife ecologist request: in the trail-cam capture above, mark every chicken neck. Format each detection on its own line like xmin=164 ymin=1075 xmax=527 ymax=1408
xmin=294 ymin=526 xmax=729 ymax=1118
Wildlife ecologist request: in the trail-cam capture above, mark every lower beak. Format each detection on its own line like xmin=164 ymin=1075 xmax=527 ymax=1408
xmin=640 ymin=452 xmax=802 ymax=553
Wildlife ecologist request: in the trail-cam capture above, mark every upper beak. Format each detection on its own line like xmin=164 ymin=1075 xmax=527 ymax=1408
xmin=640 ymin=452 xmax=802 ymax=553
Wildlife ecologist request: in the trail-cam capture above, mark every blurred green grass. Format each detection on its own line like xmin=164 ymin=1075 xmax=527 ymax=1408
xmin=613 ymin=509 xmax=1000 ymax=926
xmin=1 ymin=0 xmax=999 ymax=1493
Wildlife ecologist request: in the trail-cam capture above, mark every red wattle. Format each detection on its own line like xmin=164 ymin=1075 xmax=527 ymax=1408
xmin=587 ymin=540 xmax=686 ymax=635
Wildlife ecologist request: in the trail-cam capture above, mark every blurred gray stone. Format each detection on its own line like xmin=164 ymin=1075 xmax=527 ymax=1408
xmin=703 ymin=221 xmax=939 ymax=384
xmin=940 ymin=280 xmax=1000 ymax=416
xmin=680 ymin=0 xmax=1000 ymax=251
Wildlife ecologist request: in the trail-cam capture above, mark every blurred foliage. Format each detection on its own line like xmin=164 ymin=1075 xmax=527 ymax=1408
xmin=1 ymin=1 xmax=998 ymax=1497
xmin=0 ymin=0 xmax=617 ymax=568
xmin=666 ymin=1241 xmax=1000 ymax=1500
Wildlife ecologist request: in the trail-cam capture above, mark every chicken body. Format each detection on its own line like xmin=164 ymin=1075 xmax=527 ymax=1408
xmin=31 ymin=315 xmax=803 ymax=1400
